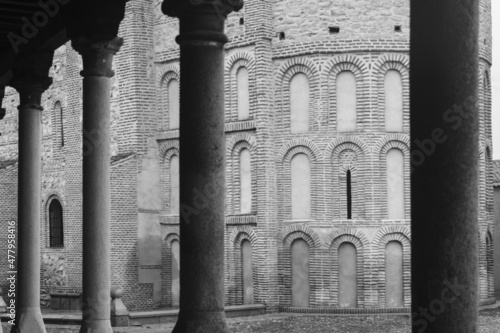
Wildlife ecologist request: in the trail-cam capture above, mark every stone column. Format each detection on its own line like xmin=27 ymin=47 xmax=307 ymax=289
xmin=162 ymin=1 xmax=242 ymax=332
xmin=410 ymin=0 xmax=479 ymax=332
xmin=72 ymin=37 xmax=123 ymax=333
xmin=10 ymin=51 xmax=53 ymax=333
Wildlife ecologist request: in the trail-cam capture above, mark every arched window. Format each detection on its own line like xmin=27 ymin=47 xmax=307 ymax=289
xmin=239 ymin=148 xmax=252 ymax=214
xmin=54 ymin=101 xmax=64 ymax=148
xmin=171 ymin=239 xmax=180 ymax=307
xmin=167 ymin=79 xmax=180 ymax=129
xmin=338 ymin=242 xmax=357 ymax=307
xmin=386 ymin=148 xmax=405 ymax=219
xmin=291 ymin=238 xmax=309 ymax=307
xmin=290 ymin=73 xmax=309 ymax=133
xmin=49 ymin=199 xmax=63 ymax=247
xmin=385 ymin=241 xmax=404 ymax=307
xmin=384 ymin=70 xmax=404 ymax=131
xmin=291 ymin=153 xmax=311 ymax=220
xmin=241 ymin=240 xmax=254 ymax=304
xmin=237 ymin=67 xmax=250 ymax=120
xmin=170 ymin=155 xmax=180 ymax=215
xmin=336 ymin=71 xmax=357 ymax=132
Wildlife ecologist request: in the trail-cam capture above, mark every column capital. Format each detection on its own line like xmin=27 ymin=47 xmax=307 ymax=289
xmin=10 ymin=50 xmax=54 ymax=111
xmin=72 ymin=37 xmax=124 ymax=78
xmin=162 ymin=0 xmax=243 ymax=19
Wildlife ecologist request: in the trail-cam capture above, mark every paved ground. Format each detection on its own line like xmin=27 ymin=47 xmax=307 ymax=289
xmin=3 ymin=307 xmax=500 ymax=332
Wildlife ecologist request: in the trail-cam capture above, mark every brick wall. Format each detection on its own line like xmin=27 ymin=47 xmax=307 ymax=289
xmin=0 ymin=0 xmax=493 ymax=311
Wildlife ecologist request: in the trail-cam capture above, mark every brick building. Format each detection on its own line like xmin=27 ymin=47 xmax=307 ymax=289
xmin=0 ymin=0 xmax=494 ymax=313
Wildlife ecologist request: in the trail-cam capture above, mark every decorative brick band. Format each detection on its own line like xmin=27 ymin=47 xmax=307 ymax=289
xmin=278 ymin=306 xmax=410 ymax=314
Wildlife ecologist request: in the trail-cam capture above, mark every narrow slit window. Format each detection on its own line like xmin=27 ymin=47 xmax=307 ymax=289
xmin=346 ymin=170 xmax=352 ymax=219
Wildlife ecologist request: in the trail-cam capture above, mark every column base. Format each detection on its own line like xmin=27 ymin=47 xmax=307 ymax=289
xmin=79 ymin=319 xmax=112 ymax=333
xmin=10 ymin=307 xmax=46 ymax=333
xmin=172 ymin=310 xmax=230 ymax=333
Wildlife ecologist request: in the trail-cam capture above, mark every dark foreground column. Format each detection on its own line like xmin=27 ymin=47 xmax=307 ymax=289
xmin=162 ymin=1 xmax=242 ymax=332
xmin=10 ymin=51 xmax=53 ymax=333
xmin=72 ymin=37 xmax=123 ymax=333
xmin=0 ymin=86 xmax=5 ymax=120
xmin=410 ymin=1 xmax=479 ymax=332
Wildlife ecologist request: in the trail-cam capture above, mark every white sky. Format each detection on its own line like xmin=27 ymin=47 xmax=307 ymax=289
xmin=492 ymin=0 xmax=500 ymax=158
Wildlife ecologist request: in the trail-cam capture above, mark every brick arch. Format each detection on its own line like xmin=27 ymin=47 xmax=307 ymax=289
xmin=282 ymin=145 xmax=318 ymax=165
xmin=227 ymin=227 xmax=259 ymax=305
xmin=279 ymin=225 xmax=321 ymax=248
xmin=227 ymin=135 xmax=256 ymax=215
xmin=156 ymin=64 xmax=180 ymax=130
xmin=43 ymin=191 xmax=66 ymax=209
xmin=226 ymin=52 xmax=256 ymax=122
xmin=376 ymin=138 xmax=411 ymax=220
xmin=325 ymin=55 xmax=368 ymax=132
xmin=327 ymin=229 xmax=369 ymax=249
xmin=230 ymin=228 xmax=258 ymax=247
xmin=277 ymin=58 xmax=318 ymax=83
xmin=324 ymin=54 xmax=368 ymax=76
xmin=374 ymin=55 xmax=410 ymax=132
xmin=278 ymin=225 xmax=320 ymax=307
xmin=327 ymin=140 xmax=368 ymax=220
xmin=373 ymin=54 xmax=410 ymax=72
xmin=47 ymin=95 xmax=67 ymax=111
xmin=478 ymin=227 xmax=493 ymax=300
xmin=326 ymin=137 xmax=369 ymax=159
xmin=159 ymin=144 xmax=180 ymax=215
xmin=278 ymin=142 xmax=320 ymax=222
xmin=276 ymin=59 xmax=320 ymax=135
xmin=373 ymin=226 xmax=411 ymax=244
xmin=163 ymin=148 xmax=179 ymax=163
xmin=374 ymin=230 xmax=411 ymax=308
xmin=379 ymin=140 xmax=410 ymax=157
xmin=156 ymin=64 xmax=180 ymax=86
xmin=161 ymin=232 xmax=180 ymax=307
xmin=375 ymin=134 xmax=410 ymax=154
xmin=225 ymin=52 xmax=255 ymax=72
xmin=227 ymin=133 xmax=257 ymax=155
xmin=279 ymin=138 xmax=320 ymax=162
xmin=159 ymin=141 xmax=180 ymax=161
xmin=232 ymin=141 xmax=252 ymax=156
xmin=164 ymin=232 xmax=179 ymax=243
xmin=328 ymin=231 xmax=366 ymax=307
